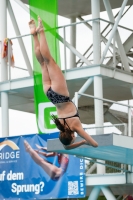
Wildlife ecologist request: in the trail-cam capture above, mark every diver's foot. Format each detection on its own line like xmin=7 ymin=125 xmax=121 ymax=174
xmin=29 ymin=19 xmax=37 ymax=35
xmin=36 ymin=16 xmax=44 ymax=33
xmin=24 ymin=140 xmax=32 ymax=152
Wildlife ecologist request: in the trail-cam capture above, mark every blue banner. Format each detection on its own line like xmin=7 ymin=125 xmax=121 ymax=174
xmin=0 ymin=133 xmax=86 ymax=199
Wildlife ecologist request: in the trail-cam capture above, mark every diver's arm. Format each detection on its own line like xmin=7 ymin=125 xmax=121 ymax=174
xmin=75 ymin=126 xmax=98 ymax=147
xmin=71 ymin=118 xmax=98 ymax=148
xmin=64 ymin=140 xmax=86 ymax=150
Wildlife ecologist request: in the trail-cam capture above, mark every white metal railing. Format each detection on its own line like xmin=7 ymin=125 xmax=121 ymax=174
xmin=84 ymin=123 xmax=127 ymax=135
xmin=85 ymin=158 xmax=129 ymax=174
xmin=0 ymin=8 xmax=132 ymax=81
xmin=84 ymin=157 xmax=129 ymax=173
xmin=74 ymin=91 xmax=133 ymax=136
xmin=76 ymin=92 xmax=133 ymax=108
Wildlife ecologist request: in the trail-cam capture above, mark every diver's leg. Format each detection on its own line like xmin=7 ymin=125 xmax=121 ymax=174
xmin=29 ymin=19 xmax=51 ymax=92
xmin=37 ymin=16 xmax=69 ymax=96
xmin=24 ymin=141 xmax=62 ymax=179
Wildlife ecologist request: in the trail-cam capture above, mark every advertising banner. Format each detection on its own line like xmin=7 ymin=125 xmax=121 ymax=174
xmin=29 ymin=0 xmax=61 ymax=134
xmin=0 ymin=133 xmax=86 ymax=199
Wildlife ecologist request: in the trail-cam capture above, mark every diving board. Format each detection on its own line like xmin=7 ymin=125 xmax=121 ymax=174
xmin=47 ymin=133 xmax=133 ymax=165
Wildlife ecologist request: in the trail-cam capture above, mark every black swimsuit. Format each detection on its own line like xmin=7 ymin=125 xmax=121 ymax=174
xmin=46 ymin=87 xmax=80 ymax=132
xmin=58 ymin=113 xmax=79 ymax=132
xmin=47 ymin=87 xmax=71 ymax=104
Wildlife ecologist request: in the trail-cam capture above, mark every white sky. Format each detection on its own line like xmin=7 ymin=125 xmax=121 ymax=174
xmin=0 ymin=1 xmax=133 ymax=136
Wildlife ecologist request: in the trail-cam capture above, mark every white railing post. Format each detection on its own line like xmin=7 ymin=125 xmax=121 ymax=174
xmin=63 ymin=26 xmax=67 ymax=76
xmin=124 ymin=123 xmax=127 ymax=136
xmin=75 ymin=92 xmax=78 ymax=108
xmin=8 ymin=39 xmax=11 ymax=80
xmin=0 ymin=0 xmax=9 ymax=137
xmin=70 ymin=17 xmax=76 ymax=68
xmin=128 ymin=100 xmax=131 ymax=137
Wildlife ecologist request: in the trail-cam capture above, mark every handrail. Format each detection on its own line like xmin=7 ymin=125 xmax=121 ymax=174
xmin=76 ymin=5 xmax=132 ymax=67
xmin=3 ymin=17 xmax=133 ymax=41
xmin=78 ymin=156 xmax=131 ymax=173
xmin=1 ymin=15 xmax=132 ymax=80
xmin=75 ymin=91 xmax=131 ymax=136
xmin=77 ymin=92 xmax=133 ymax=108
xmin=84 ymin=123 xmax=125 ymax=130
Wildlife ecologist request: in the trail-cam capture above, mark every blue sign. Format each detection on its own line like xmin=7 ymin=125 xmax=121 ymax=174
xmin=0 ymin=133 xmax=86 ymax=199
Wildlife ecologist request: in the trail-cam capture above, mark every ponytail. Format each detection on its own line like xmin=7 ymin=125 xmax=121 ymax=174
xmin=51 ymin=114 xmax=65 ymax=132
xmin=51 ymin=114 xmax=74 ymax=145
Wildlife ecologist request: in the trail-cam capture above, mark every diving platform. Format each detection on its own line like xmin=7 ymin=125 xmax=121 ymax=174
xmin=22 ymin=0 xmax=133 ymax=18
xmin=47 ymin=133 xmax=133 ymax=165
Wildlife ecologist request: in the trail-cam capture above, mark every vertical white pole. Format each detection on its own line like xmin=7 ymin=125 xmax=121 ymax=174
xmin=88 ymin=186 xmax=100 ymax=200
xmin=63 ymin=26 xmax=67 ymax=76
xmin=113 ymin=34 xmax=116 ymax=69
xmin=128 ymin=100 xmax=131 ymax=137
xmin=91 ymin=0 xmax=105 ymax=174
xmin=0 ymin=0 xmax=8 ymax=81
xmin=0 ymin=0 xmax=9 ymax=137
xmin=1 ymin=93 xmax=9 ymax=136
xmin=128 ymin=100 xmax=132 ymax=171
xmin=8 ymin=40 xmax=11 ymax=80
xmin=101 ymin=187 xmax=116 ymax=200
xmin=70 ymin=17 xmax=76 ymax=68
xmin=75 ymin=92 xmax=78 ymax=108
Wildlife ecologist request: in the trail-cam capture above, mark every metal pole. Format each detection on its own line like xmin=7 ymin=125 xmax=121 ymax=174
xmin=91 ymin=0 xmax=105 ymax=175
xmin=13 ymin=0 xmax=91 ymax=66
xmin=86 ymin=163 xmax=97 ymax=174
xmin=91 ymin=0 xmax=103 ymax=135
xmin=70 ymin=17 xmax=76 ymax=68
xmin=8 ymin=0 xmax=33 ymax=76
xmin=113 ymin=33 xmax=116 ymax=69
xmin=0 ymin=0 xmax=8 ymax=81
xmin=75 ymin=92 xmax=78 ymax=108
xmin=128 ymin=100 xmax=132 ymax=171
xmin=123 ymin=123 xmax=127 ymax=136
xmin=8 ymin=40 xmax=11 ymax=80
xmin=88 ymin=186 xmax=100 ymax=200
xmin=72 ymin=78 xmax=93 ymax=102
xmin=101 ymin=187 xmax=116 ymax=200
xmin=63 ymin=27 xmax=67 ymax=76
xmin=101 ymin=0 xmax=128 ymax=64
xmin=78 ymin=93 xmax=133 ymax=108
xmin=83 ymin=157 xmax=130 ymax=172
xmin=103 ymin=0 xmax=129 ymax=72
xmin=0 ymin=0 xmax=9 ymax=137
xmin=128 ymin=100 xmax=131 ymax=137
xmin=58 ymin=34 xmax=92 ymax=66
xmin=1 ymin=93 xmax=9 ymax=136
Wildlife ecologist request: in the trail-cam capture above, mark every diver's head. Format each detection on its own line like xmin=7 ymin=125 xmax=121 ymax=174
xmin=51 ymin=114 xmax=75 ymax=146
xmin=59 ymin=131 xmax=75 ymax=146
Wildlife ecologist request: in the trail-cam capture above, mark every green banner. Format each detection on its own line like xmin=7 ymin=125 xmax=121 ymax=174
xmin=29 ymin=0 xmax=60 ymax=133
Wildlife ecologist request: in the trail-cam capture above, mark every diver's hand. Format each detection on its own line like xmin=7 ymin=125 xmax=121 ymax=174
xmin=83 ymin=140 xmax=91 ymax=145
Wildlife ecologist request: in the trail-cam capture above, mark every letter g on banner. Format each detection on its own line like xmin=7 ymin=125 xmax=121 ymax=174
xmin=38 ymin=102 xmax=59 ymax=133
